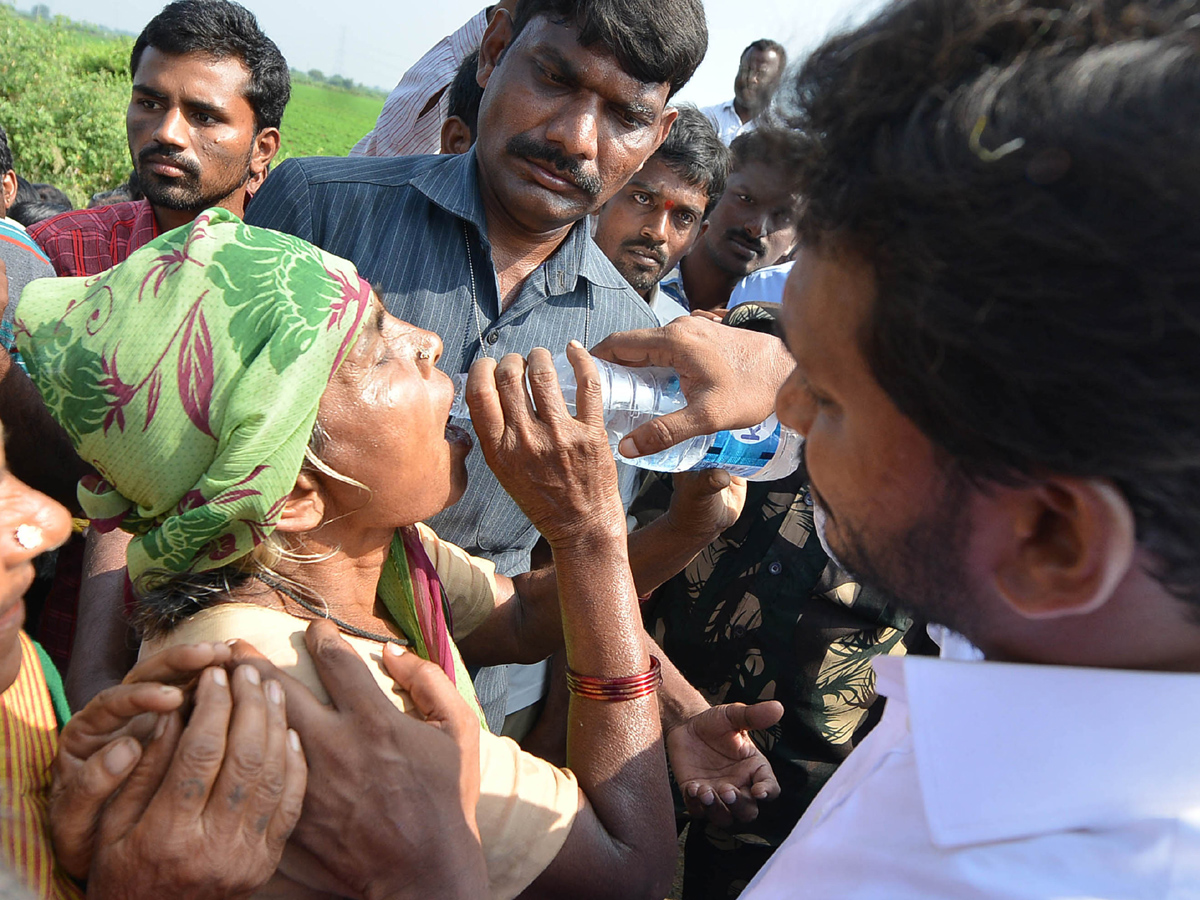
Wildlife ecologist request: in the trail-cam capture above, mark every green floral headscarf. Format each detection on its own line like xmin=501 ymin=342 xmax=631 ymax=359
xmin=15 ymin=208 xmax=372 ymax=585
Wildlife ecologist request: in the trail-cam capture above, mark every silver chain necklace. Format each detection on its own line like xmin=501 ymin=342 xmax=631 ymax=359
xmin=463 ymin=221 xmax=591 ymax=358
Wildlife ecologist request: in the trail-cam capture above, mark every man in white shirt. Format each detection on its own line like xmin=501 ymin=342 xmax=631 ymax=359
xmin=591 ymin=0 xmax=1200 ymax=895
xmin=700 ymin=40 xmax=786 ymax=146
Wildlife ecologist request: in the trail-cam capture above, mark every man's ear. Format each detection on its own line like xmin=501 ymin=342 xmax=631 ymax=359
xmin=992 ymin=477 xmax=1136 ymax=620
xmin=1 ymin=170 xmax=17 ymax=216
xmin=275 ymin=470 xmax=326 ymax=534
xmin=440 ymin=117 xmax=474 ymax=155
xmin=247 ymin=127 xmax=281 ymax=192
xmin=653 ymin=107 xmax=679 ymax=154
xmin=477 ymin=8 xmax=516 ymax=90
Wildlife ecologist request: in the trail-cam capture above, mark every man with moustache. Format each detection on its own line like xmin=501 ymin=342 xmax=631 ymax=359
xmin=30 ymin=0 xmax=286 ymax=277
xmin=658 ymin=128 xmax=806 ymax=314
xmin=591 ymin=105 xmax=728 ymax=324
xmin=245 ymin=0 xmax=707 ymax=728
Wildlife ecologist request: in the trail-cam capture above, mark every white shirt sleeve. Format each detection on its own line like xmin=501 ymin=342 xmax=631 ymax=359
xmin=349 ymin=9 xmax=489 ymax=158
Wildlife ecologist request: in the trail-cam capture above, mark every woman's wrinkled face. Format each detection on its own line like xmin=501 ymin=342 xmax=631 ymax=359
xmin=315 ymin=300 xmax=471 ymax=529
xmin=0 ymin=432 xmax=72 ymax=691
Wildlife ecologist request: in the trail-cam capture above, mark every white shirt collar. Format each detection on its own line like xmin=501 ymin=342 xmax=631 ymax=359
xmin=877 ymin=655 xmax=1200 ymax=849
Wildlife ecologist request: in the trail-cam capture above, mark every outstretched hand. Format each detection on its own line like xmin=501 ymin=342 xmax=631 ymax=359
xmin=50 ymin=641 xmax=235 ymax=879
xmin=667 ymin=701 xmax=784 ymax=828
xmin=591 ymin=317 xmax=793 ymax=460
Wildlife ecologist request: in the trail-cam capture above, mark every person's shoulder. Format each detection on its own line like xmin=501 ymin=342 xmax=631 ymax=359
xmin=699 ymin=98 xmax=734 ymax=117
xmin=29 ymin=199 xmax=148 ymax=239
xmin=276 ymin=153 xmax=448 ymax=189
xmin=0 ymin=218 xmax=51 ymax=264
xmin=580 ymin=240 xmax=658 ymax=327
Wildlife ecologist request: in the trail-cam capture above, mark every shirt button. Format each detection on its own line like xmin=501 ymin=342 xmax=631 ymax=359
xmin=486 ymin=332 xmax=500 ymax=345
xmin=732 ymin=625 xmax=747 ymax=638
xmin=768 ymin=561 xmax=783 ymax=575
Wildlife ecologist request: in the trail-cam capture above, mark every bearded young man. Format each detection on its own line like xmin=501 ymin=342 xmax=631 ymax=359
xmin=29 ymin=0 xmax=287 ymax=277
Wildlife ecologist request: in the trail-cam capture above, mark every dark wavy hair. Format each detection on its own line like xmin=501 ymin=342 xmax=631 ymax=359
xmin=0 ymin=124 xmax=11 ymax=175
xmin=513 ymin=0 xmax=707 ymax=97
xmin=781 ymin=0 xmax=1200 ymax=604
xmin=130 ymin=0 xmax=290 ymax=131
xmin=652 ymin=105 xmax=728 ymax=216
xmin=728 ymin=126 xmax=812 ymax=198
xmin=743 ymin=38 xmax=787 ymax=65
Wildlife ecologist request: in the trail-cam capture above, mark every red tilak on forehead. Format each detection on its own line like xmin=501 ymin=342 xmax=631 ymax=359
xmin=663 ymin=200 xmax=675 ymax=210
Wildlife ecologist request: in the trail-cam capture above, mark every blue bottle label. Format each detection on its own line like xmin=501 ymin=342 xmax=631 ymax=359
xmin=696 ymin=415 xmax=783 ymax=475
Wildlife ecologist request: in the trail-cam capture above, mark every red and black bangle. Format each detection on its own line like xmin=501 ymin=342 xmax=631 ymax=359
xmin=565 ymin=656 xmax=662 ymax=702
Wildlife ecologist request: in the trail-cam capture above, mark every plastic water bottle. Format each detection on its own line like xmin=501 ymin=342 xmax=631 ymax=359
xmin=449 ymin=354 xmax=803 ymax=481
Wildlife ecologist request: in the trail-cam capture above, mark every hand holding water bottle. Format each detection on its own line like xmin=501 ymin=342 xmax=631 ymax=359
xmin=590 ymin=316 xmax=794 ymax=462
xmin=452 ymin=342 xmax=803 ymax=481
xmin=464 ymin=344 xmax=627 ymax=550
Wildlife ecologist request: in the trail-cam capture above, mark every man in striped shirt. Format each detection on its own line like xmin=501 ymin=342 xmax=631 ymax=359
xmin=247 ymin=0 xmax=708 ymax=729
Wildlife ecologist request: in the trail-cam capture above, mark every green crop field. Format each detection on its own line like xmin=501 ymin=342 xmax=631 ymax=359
xmin=278 ymin=82 xmax=383 ymax=162
xmin=0 ymin=6 xmax=384 ymax=205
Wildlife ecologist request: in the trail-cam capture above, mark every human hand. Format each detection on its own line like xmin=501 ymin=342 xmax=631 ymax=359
xmin=666 ymin=702 xmax=784 ymax=828
xmin=591 ymin=317 xmax=793 ymax=460
xmin=466 ymin=342 xmax=625 ymax=550
xmin=86 ymin=664 xmax=307 ymax=900
xmin=667 ymin=469 xmax=748 ymax=543
xmin=50 ymin=642 xmax=234 ymax=879
xmin=228 ymin=621 xmax=488 ymax=900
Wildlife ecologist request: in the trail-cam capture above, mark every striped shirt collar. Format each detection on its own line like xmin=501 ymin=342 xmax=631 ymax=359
xmin=408 ymin=148 xmax=629 ymax=295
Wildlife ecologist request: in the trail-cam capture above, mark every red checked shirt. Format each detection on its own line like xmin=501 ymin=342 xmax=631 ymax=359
xmin=29 ymin=199 xmax=159 ymax=277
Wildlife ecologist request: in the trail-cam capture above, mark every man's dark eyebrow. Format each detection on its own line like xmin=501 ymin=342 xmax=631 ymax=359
xmin=621 ymin=101 xmax=656 ymax=121
xmin=627 ymin=179 xmax=661 ymax=196
xmin=534 ymin=46 xmax=579 ymax=85
xmin=131 ymin=85 xmax=223 ymax=117
xmin=184 ymin=98 xmax=223 ymax=116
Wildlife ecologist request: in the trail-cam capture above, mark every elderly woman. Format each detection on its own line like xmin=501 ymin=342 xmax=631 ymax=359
xmin=16 ymin=210 xmax=709 ymax=899
xmin=0 ymin=412 xmax=321 ymax=897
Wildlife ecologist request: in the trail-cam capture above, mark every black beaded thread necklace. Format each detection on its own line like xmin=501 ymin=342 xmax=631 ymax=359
xmin=252 ymin=573 xmax=409 ymax=647
xmin=463 ymin=220 xmax=592 ymax=357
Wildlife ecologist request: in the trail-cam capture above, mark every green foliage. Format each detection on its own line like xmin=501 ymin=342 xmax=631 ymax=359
xmin=288 ymin=66 xmax=385 ymax=99
xmin=0 ymin=6 xmax=132 ymax=206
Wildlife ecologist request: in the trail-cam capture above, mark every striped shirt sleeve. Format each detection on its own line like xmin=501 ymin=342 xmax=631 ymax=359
xmin=349 ymin=9 xmax=489 ymax=158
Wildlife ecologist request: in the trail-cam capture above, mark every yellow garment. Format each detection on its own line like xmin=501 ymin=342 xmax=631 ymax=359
xmin=142 ymin=601 xmax=579 ymax=900
xmin=0 ymin=633 xmax=83 ymax=900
